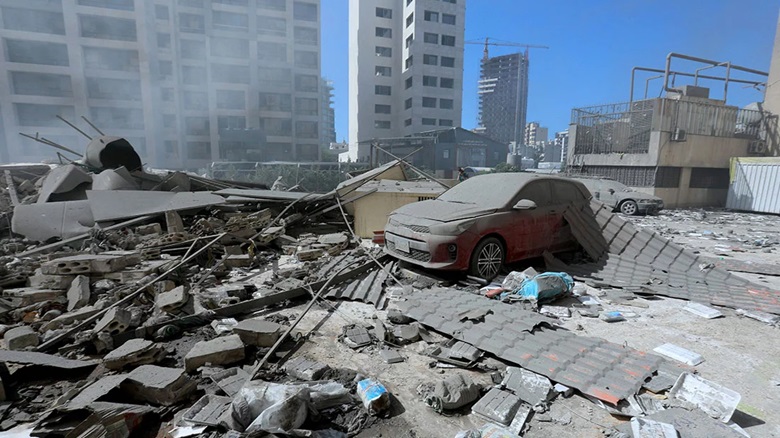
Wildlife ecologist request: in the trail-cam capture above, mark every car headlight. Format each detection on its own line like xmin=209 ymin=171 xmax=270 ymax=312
xmin=430 ymin=219 xmax=476 ymax=236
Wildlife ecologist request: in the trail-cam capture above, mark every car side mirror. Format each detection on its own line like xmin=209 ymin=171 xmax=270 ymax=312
xmin=513 ymin=199 xmax=537 ymax=210
xmin=608 ymin=188 xmax=615 ymax=194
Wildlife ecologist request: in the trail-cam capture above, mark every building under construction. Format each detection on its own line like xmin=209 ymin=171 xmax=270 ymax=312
xmin=476 ymin=52 xmax=529 ymax=147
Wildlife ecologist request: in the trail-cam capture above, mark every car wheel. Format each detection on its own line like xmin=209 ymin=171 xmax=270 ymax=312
xmin=469 ymin=237 xmax=504 ymax=281
xmin=619 ymin=200 xmax=639 ymax=215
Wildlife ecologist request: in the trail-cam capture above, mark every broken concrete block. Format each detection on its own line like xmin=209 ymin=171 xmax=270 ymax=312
xmin=669 ymin=373 xmax=741 ymax=422
xmin=296 ymin=248 xmax=324 ymax=261
xmin=471 ymin=387 xmax=522 ymax=426
xmin=225 ymin=254 xmax=252 ymax=268
xmin=103 ymin=339 xmax=165 ymax=370
xmin=136 ymin=223 xmax=162 ymax=235
xmin=653 ymin=343 xmax=704 ymax=366
xmin=67 ymin=275 xmax=91 ymax=311
xmin=156 ymin=286 xmax=189 ymax=313
xmin=256 ymin=226 xmax=285 ymax=245
xmin=393 ymin=324 xmax=421 ymax=344
xmin=283 ymin=356 xmax=330 ymax=380
xmin=69 ymin=374 xmax=128 ymax=407
xmin=41 ymin=306 xmax=101 ymax=332
xmin=27 ymin=269 xmax=75 ymax=290
xmin=165 ymin=210 xmax=185 ymax=234
xmin=3 ymin=288 xmax=66 ymax=306
xmin=344 ymin=325 xmax=372 ymax=348
xmin=41 ymin=254 xmax=128 ymax=275
xmin=94 ymin=308 xmax=132 ymax=335
xmin=4 ymin=326 xmax=39 ymax=350
xmin=318 ymin=232 xmax=349 ymax=248
xmin=683 ymin=302 xmax=723 ymax=319
xmin=502 ymin=367 xmax=551 ymax=406
xmin=630 ymin=417 xmax=678 ymax=438
xmin=122 ymin=365 xmax=196 ymax=406
xmin=380 ymin=349 xmax=404 ymax=364
xmin=184 ymin=334 xmax=245 ymax=372
xmin=736 ymin=308 xmax=780 ymax=325
xmin=233 ymin=319 xmax=281 ymax=347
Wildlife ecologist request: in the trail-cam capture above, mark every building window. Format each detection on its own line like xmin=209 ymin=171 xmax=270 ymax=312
xmin=157 ymin=33 xmax=171 ymax=49
xmin=185 ymin=116 xmax=210 ymax=135
xmin=375 ymin=104 xmax=391 ymax=114
xmin=294 ymin=50 xmax=318 ymax=68
xmin=442 ymin=0 xmax=455 ymax=3
xmin=405 ymin=77 xmax=413 ymax=89
xmin=375 ymin=85 xmax=392 ymax=95
xmin=80 ymin=15 xmax=137 ymax=41
xmin=183 ymin=91 xmax=208 ymax=110
xmin=155 ymin=5 xmax=169 ymax=19
xmin=263 ymin=118 xmax=292 ymax=136
xmin=689 ymin=168 xmax=728 ymax=189
xmin=376 ymin=27 xmax=392 ymax=38
xmin=213 ymin=11 xmax=248 ymax=30
xmin=405 ymin=118 xmax=412 ymax=127
xmin=182 ymin=66 xmax=207 ymax=85
xmin=376 ymin=7 xmax=392 ymax=18
xmin=405 ymin=34 xmax=413 ymax=48
xmin=375 ymin=66 xmax=391 ymax=77
xmin=161 ymin=88 xmax=174 ymax=102
xmin=179 ymin=0 xmax=203 ymax=7
xmin=259 ymin=93 xmax=292 ymax=112
xmin=215 ymin=0 xmax=248 ymax=5
xmin=89 ymin=107 xmax=144 ymax=129
xmin=294 ymin=26 xmax=317 ymax=44
xmin=424 ymin=32 xmax=439 ymax=44
xmin=439 ymin=119 xmax=453 ymax=126
xmin=442 ymin=13 xmax=456 ymax=25
xmin=423 ymin=76 xmax=437 ymax=87
xmin=293 ymin=2 xmax=317 ymax=21
xmin=406 ymin=13 xmax=415 ymax=28
xmin=422 ymin=97 xmax=437 ymax=108
xmin=406 ymin=0 xmax=413 ymax=5
xmin=440 ymin=98 xmax=454 ymax=109
xmin=296 ymin=121 xmax=318 ymax=138
xmin=441 ymin=35 xmax=456 ymax=46
xmin=443 ymin=149 xmax=450 ymax=158
xmin=187 ymin=142 xmax=210 ymax=160
xmin=295 ymin=74 xmax=318 ymax=92
xmin=295 ymin=97 xmax=318 ymax=115
xmin=179 ymin=13 xmax=205 ymax=33
xmin=258 ymin=17 xmax=287 ymax=36
xmin=217 ymin=90 xmax=245 ymax=109
xmin=259 ymin=67 xmax=292 ymax=89
xmin=376 ymin=46 xmax=392 ymax=57
xmin=440 ymin=77 xmax=454 ymax=88
xmin=423 ymin=54 xmax=438 ymax=65
xmin=212 ymin=63 xmax=250 ymax=84
xmin=405 ymin=56 xmax=413 ymax=68
xmin=11 ymin=72 xmax=72 ymax=98
xmin=375 ymin=120 xmax=391 ymax=129
xmin=441 ymin=56 xmax=455 ymax=67
xmin=2 ymin=7 xmax=66 ymax=35
xmin=405 ymin=98 xmax=412 ymax=109
xmin=655 ymin=167 xmax=682 ymax=188
xmin=424 ymin=11 xmax=438 ymax=22
xmin=180 ymin=39 xmax=205 ymax=59
xmin=422 ymin=118 xmax=436 ymax=125
xmin=6 ymin=40 xmax=69 ymax=66
xmin=258 ymin=0 xmax=285 ymax=11
xmin=158 ymin=61 xmax=173 ymax=80
xmin=86 ymin=77 xmax=141 ymax=101
xmin=258 ymin=41 xmax=287 ymax=62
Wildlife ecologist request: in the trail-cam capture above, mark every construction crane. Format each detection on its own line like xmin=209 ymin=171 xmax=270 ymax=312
xmin=466 ymin=37 xmax=549 ymax=60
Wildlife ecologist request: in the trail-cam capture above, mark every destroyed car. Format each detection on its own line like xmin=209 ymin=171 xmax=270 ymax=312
xmin=573 ymin=178 xmax=664 ymax=215
xmin=383 ymin=173 xmax=591 ymax=280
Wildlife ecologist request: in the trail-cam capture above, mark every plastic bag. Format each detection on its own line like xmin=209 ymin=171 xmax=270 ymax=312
xmin=356 ymin=379 xmax=390 ymax=414
xmin=231 ymin=381 xmax=311 ymax=434
xmin=423 ymin=374 xmax=480 ymax=413
xmin=501 ymin=272 xmax=574 ymax=304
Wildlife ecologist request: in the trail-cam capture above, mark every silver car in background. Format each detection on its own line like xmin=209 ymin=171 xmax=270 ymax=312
xmin=573 ymin=178 xmax=664 ymax=215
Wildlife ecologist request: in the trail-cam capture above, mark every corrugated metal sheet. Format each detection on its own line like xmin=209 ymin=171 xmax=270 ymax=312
xmin=397 ymin=289 xmax=662 ymax=405
xmin=726 ymin=157 xmax=780 ymax=214
xmin=325 ymin=263 xmax=391 ymax=309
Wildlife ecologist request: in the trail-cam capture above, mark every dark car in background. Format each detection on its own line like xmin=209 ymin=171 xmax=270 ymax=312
xmin=383 ymin=173 xmax=591 ymax=280
xmin=573 ymin=178 xmax=664 ymax=215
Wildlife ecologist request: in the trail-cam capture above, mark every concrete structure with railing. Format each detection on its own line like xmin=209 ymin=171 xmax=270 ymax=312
xmin=567 ymin=91 xmax=773 ymax=208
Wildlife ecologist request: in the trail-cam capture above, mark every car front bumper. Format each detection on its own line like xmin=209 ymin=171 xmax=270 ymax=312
xmin=638 ymin=201 xmax=664 ymax=214
xmin=383 ymin=223 xmax=474 ymax=271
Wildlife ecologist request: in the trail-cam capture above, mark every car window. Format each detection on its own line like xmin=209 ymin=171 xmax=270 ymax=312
xmin=552 ymin=181 xmax=584 ymax=203
xmin=516 ymin=181 xmax=552 ymax=207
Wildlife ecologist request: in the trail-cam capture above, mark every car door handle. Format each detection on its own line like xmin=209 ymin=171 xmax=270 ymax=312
xmin=547 ymin=210 xmax=558 ymax=215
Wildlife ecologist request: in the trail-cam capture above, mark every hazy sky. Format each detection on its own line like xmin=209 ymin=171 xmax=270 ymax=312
xmin=322 ymin=0 xmax=779 ymax=142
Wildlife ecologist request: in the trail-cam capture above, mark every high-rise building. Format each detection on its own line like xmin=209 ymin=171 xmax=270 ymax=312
xmin=524 ymin=121 xmax=548 ymax=146
xmin=320 ymin=78 xmax=336 ymax=153
xmin=477 ymin=52 xmax=528 ymax=146
xmin=0 ymin=0 xmax=322 ymax=168
xmin=554 ymin=130 xmax=569 ymax=163
xmin=347 ymin=0 xmax=466 ymax=162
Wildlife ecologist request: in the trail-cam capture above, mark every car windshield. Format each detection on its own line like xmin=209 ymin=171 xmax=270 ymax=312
xmin=437 ymin=174 xmax=524 ymax=208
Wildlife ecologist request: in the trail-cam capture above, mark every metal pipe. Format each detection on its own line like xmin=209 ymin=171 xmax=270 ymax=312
xmin=630 ymin=66 xmax=765 ymax=104
xmin=644 ymin=75 xmax=664 ymax=99
xmin=56 ymin=115 xmax=92 ymax=140
xmin=694 ymin=62 xmax=726 ymax=85
xmin=664 ymin=52 xmax=767 ymax=95
xmin=725 ymin=63 xmax=732 ymax=102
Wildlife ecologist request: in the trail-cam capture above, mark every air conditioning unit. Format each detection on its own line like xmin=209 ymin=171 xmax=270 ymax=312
xmin=671 ymin=128 xmax=687 ymax=142
xmin=748 ymin=140 xmax=767 ymax=154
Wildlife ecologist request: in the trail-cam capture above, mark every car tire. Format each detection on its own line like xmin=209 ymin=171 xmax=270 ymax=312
xmin=469 ymin=237 xmax=504 ymax=281
xmin=619 ymin=200 xmax=639 ymax=215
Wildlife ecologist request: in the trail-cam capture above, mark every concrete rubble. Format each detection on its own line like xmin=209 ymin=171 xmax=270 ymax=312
xmin=0 ymin=151 xmax=779 ymax=437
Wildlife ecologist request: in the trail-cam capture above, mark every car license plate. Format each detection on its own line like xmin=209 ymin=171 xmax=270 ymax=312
xmin=395 ymin=237 xmax=410 ymax=253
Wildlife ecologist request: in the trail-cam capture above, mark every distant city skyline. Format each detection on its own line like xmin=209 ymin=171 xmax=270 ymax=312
xmin=323 ymin=0 xmax=778 ymax=142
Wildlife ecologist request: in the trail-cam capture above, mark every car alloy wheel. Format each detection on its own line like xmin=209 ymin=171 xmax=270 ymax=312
xmin=470 ymin=237 xmax=504 ymax=281
xmin=620 ymin=200 xmax=638 ymax=215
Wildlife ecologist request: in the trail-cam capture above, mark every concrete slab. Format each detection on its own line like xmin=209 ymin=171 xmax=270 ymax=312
xmin=156 ymin=286 xmax=189 ymax=313
xmin=653 ymin=343 xmax=704 ymax=366
xmin=68 ymin=374 xmax=128 ymax=407
xmin=86 ymin=190 xmax=225 ymax=222
xmin=233 ymin=319 xmax=281 ymax=347
xmin=669 ymin=373 xmax=741 ymax=422
xmin=93 ymin=308 xmax=131 ymax=335
xmin=501 ymin=367 xmax=552 ymax=406
xmin=184 ymin=334 xmax=245 ymax=372
xmin=4 ymin=326 xmax=38 ymax=350
xmin=123 ymin=365 xmax=196 ymax=406
xmin=0 ymin=350 xmax=97 ymax=370
xmin=379 ymin=349 xmax=405 ymax=364
xmin=471 ymin=388 xmax=522 ymax=426
xmin=27 ymin=270 xmax=75 ymax=290
xmin=37 ymin=164 xmax=92 ymax=203
xmin=41 ymin=306 xmax=101 ymax=332
xmin=12 ymin=201 xmax=95 ymax=241
xmin=41 ymin=254 xmax=128 ymax=275
xmin=103 ymin=339 xmax=164 ymax=370
xmin=2 ymin=288 xmax=66 ymax=306
xmin=67 ymin=275 xmax=90 ymax=311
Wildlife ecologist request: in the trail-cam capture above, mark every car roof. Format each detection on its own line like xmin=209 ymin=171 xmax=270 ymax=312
xmin=466 ymin=172 xmax=591 ymax=198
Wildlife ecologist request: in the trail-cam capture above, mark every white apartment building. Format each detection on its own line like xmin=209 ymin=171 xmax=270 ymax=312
xmin=0 ymin=0 xmax=322 ymax=169
xmin=347 ymin=0 xmax=466 ymax=162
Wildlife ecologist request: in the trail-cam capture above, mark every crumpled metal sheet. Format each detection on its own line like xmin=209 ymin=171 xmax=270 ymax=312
xmin=559 ymin=201 xmax=780 ymax=315
xmin=326 ymin=265 xmax=389 ymax=309
xmin=397 ymin=289 xmax=662 ymax=404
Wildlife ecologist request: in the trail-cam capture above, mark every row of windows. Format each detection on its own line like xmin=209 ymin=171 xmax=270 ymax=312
xmin=422 ymin=75 xmax=455 ymax=88
xmin=424 ymin=10 xmax=457 ymax=25
xmin=420 ymin=97 xmax=454 ymax=109
xmin=402 ymin=118 xmax=453 ymax=127
xmin=423 ymin=32 xmax=456 ymax=46
xmin=407 ymin=0 xmax=457 ymax=5
xmin=158 ymin=61 xmax=318 ymax=84
xmin=422 ymin=54 xmax=456 ymax=67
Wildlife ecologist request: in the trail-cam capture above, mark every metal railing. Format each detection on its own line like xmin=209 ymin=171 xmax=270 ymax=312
xmin=571 ymin=100 xmax=655 ymax=154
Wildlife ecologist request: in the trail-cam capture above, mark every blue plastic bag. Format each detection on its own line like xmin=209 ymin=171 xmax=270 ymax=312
xmin=500 ymin=272 xmax=574 ymax=304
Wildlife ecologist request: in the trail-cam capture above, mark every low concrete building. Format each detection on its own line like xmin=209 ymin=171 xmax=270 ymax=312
xmin=567 ymin=90 xmax=771 ymax=208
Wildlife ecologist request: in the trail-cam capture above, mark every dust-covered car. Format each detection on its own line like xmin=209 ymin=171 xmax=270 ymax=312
xmin=573 ymin=178 xmax=664 ymax=215
xmin=383 ymin=173 xmax=591 ymax=280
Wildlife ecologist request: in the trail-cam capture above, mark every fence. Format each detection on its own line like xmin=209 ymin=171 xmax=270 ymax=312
xmin=571 ymin=100 xmax=655 ymax=154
